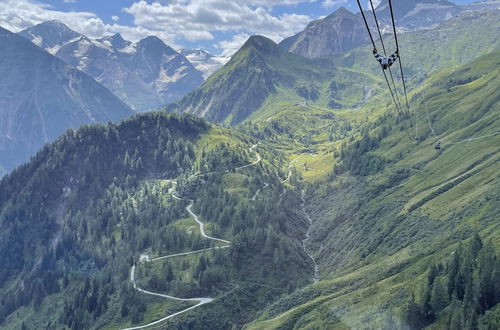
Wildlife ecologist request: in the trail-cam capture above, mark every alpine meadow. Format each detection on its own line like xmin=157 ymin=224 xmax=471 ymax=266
xmin=0 ymin=1 xmax=499 ymax=329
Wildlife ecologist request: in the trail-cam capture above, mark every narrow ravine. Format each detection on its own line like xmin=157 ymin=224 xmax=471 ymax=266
xmin=301 ymin=190 xmax=319 ymax=282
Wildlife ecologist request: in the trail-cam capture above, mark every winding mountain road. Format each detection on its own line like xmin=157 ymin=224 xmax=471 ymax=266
xmin=186 ymin=204 xmax=231 ymax=244
xmin=235 ymin=144 xmax=261 ymax=171
xmin=124 ymin=144 xmax=260 ymax=329
xmin=252 ymin=182 xmax=269 ymax=201
xmin=124 ymin=203 xmax=230 ymax=330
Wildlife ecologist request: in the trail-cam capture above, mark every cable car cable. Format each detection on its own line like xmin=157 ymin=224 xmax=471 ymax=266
xmin=368 ymin=0 xmax=404 ymax=114
xmin=388 ymin=0 xmax=416 ymax=138
xmin=356 ymin=0 xmax=413 ymax=141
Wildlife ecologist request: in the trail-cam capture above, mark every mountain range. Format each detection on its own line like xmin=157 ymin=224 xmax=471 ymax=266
xmin=169 ymin=35 xmax=333 ymax=125
xmin=19 ymin=21 xmax=205 ymax=111
xmin=0 ymin=26 xmax=132 ymax=177
xmin=169 ymin=8 xmax=500 ymax=127
xmin=1 ymin=3 xmax=500 ymax=329
xmin=168 ymin=35 xmax=380 ymax=125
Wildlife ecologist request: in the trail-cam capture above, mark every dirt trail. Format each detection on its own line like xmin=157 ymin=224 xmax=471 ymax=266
xmin=124 ymin=145 xmax=261 ymax=329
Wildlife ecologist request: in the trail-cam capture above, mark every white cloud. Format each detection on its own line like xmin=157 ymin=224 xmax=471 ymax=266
xmin=244 ymin=0 xmax=316 ymax=6
xmin=0 ymin=0 xmax=94 ymax=32
xmin=124 ymin=0 xmax=312 ymax=53
xmin=62 ymin=0 xmax=75 ymax=3
xmin=216 ymin=33 xmax=250 ymax=57
xmin=322 ymin=0 xmax=347 ymax=9
xmin=0 ymin=0 xmax=317 ymax=56
xmin=0 ymin=0 xmax=179 ymax=45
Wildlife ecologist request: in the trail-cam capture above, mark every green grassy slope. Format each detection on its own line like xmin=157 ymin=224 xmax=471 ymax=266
xmin=168 ymin=10 xmax=499 ymax=132
xmin=167 ymin=35 xmax=380 ymax=126
xmin=247 ymin=50 xmax=500 ymax=330
xmin=334 ymin=10 xmax=500 ymax=85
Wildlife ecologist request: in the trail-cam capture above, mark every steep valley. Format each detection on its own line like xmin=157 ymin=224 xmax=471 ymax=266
xmin=247 ymin=50 xmax=500 ymax=330
xmin=1 ymin=4 xmax=500 ymax=330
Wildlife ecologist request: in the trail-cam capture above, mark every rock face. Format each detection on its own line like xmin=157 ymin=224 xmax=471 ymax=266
xmin=280 ymin=7 xmax=370 ymax=59
xmin=179 ymin=49 xmax=230 ymax=79
xmin=375 ymin=0 xmax=461 ymax=30
xmin=280 ymin=1 xmax=495 ymax=59
xmin=17 ymin=20 xmax=82 ymax=54
xmin=19 ymin=21 xmax=204 ymax=111
xmin=0 ymin=26 xmax=132 ymax=176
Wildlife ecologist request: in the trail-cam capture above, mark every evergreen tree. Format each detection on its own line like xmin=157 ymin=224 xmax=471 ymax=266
xmin=430 ymin=277 xmax=448 ymax=314
xmin=448 ymin=299 xmax=465 ymax=330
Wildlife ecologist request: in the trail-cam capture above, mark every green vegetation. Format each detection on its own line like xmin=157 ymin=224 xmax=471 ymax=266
xmin=247 ymin=50 xmax=500 ymax=330
xmin=0 ymin=112 xmax=314 ymax=329
xmin=168 ymin=35 xmax=380 ymax=126
xmin=167 ymin=10 xmax=500 ymax=136
xmin=1 ymin=9 xmax=500 ymax=330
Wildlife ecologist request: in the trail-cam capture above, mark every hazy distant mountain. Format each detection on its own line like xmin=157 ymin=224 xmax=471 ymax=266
xmin=374 ymin=0 xmax=461 ymax=30
xmin=17 ymin=20 xmax=82 ymax=54
xmin=179 ymin=49 xmax=230 ymax=79
xmin=19 ymin=21 xmax=204 ymax=111
xmin=0 ymin=26 xmax=132 ymax=176
xmin=279 ymin=7 xmax=370 ymax=59
xmin=372 ymin=0 xmax=500 ymax=31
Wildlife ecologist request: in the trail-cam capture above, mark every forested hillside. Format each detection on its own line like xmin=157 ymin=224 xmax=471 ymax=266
xmin=0 ymin=112 xmax=315 ymax=329
xmin=1 ymin=4 xmax=499 ymax=330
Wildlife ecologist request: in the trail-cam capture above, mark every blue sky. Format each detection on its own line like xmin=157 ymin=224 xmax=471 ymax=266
xmin=0 ymin=0 xmax=478 ymax=56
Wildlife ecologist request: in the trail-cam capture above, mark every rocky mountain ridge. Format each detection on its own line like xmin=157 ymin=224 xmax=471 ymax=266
xmin=0 ymin=26 xmax=132 ymax=176
xmin=19 ymin=21 xmax=204 ymax=111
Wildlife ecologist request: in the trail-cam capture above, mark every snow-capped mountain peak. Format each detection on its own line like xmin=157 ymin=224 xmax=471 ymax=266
xmin=18 ymin=22 xmax=205 ymax=111
xmin=17 ymin=20 xmax=83 ymax=54
xmin=179 ymin=49 xmax=230 ymax=79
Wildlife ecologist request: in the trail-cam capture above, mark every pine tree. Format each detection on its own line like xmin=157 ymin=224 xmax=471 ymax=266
xmin=470 ymin=233 xmax=483 ymax=259
xmin=120 ymin=301 xmax=129 ymax=317
xmin=478 ymin=241 xmax=495 ymax=311
xmin=403 ymin=295 xmax=425 ymax=330
xmin=427 ymin=263 xmax=439 ymax=287
xmin=448 ymin=246 xmax=461 ymax=298
xmin=130 ymin=306 xmax=142 ymax=324
xmin=421 ymin=284 xmax=434 ymax=323
xmin=430 ymin=277 xmax=448 ymax=314
xmin=165 ymin=262 xmax=174 ymax=282
xmin=448 ymin=299 xmax=465 ymax=330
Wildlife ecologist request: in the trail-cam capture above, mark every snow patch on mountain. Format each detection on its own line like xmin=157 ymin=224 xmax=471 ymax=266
xmin=180 ymin=49 xmax=229 ymax=79
xmin=404 ymin=3 xmax=455 ymax=18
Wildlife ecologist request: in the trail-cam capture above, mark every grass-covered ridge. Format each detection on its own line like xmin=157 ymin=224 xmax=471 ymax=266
xmin=247 ymin=50 xmax=500 ymax=329
xmin=167 ymin=35 xmax=380 ymax=126
xmin=167 ymin=9 xmax=500 ymax=133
